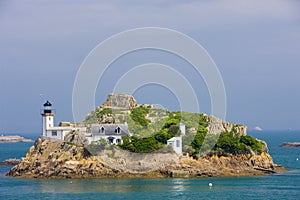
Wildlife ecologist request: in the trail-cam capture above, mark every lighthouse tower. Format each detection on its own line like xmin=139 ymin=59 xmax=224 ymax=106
xmin=41 ymin=101 xmax=54 ymax=137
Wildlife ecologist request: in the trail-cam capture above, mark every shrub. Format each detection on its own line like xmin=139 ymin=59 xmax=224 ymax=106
xmin=199 ymin=114 xmax=208 ymax=128
xmin=213 ymin=132 xmax=250 ymax=155
xmin=96 ymin=108 xmax=112 ymax=118
xmin=168 ymin=125 xmax=180 ymax=136
xmin=154 ymin=129 xmax=170 ymax=144
xmin=130 ymin=106 xmax=151 ymax=127
xmin=120 ymin=135 xmax=159 ymax=153
xmin=163 ymin=112 xmax=181 ymax=128
xmin=191 ymin=127 xmax=208 ymax=155
xmin=240 ymin=135 xmax=263 ymax=154
xmin=163 ymin=118 xmax=180 ymax=129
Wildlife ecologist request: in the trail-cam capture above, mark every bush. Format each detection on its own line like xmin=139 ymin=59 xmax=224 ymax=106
xmin=199 ymin=114 xmax=208 ymax=128
xmin=213 ymin=132 xmax=250 ymax=155
xmin=191 ymin=127 xmax=208 ymax=155
xmin=130 ymin=106 xmax=151 ymax=127
xmin=240 ymin=135 xmax=263 ymax=154
xmin=154 ymin=130 xmax=170 ymax=144
xmin=168 ymin=125 xmax=180 ymax=136
xmin=120 ymin=135 xmax=159 ymax=153
xmin=96 ymin=108 xmax=112 ymax=118
xmin=163 ymin=118 xmax=180 ymax=129
xmin=163 ymin=112 xmax=181 ymax=128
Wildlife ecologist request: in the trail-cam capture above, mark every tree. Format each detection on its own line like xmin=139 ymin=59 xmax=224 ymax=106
xmin=120 ymin=135 xmax=159 ymax=153
xmin=214 ymin=132 xmax=249 ymax=155
xmin=163 ymin=118 xmax=180 ymax=129
xmin=191 ymin=127 xmax=208 ymax=155
xmin=154 ymin=130 xmax=170 ymax=144
xmin=240 ymin=135 xmax=263 ymax=154
xmin=168 ymin=125 xmax=180 ymax=136
xmin=130 ymin=107 xmax=151 ymax=127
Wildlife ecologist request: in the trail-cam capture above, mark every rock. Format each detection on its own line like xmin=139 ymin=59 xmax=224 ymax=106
xmin=102 ymin=94 xmax=137 ymax=108
xmin=0 ymin=158 xmax=20 ymax=166
xmin=189 ymin=127 xmax=197 ymax=134
xmin=0 ymin=135 xmax=33 ymax=143
xmin=280 ymin=142 xmax=300 ymax=148
xmin=170 ymin=170 xmax=189 ymax=178
xmin=6 ymin=136 xmax=285 ymax=179
xmin=206 ymin=115 xmax=247 ymax=136
xmin=64 ymin=130 xmax=88 ymax=146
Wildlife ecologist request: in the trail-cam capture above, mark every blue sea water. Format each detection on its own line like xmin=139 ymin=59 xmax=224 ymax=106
xmin=0 ymin=131 xmax=300 ymax=200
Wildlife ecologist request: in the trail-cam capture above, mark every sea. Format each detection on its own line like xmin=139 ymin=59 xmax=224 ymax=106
xmin=0 ymin=131 xmax=300 ymax=200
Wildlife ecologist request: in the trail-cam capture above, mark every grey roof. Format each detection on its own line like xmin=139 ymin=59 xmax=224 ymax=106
xmin=91 ymin=124 xmax=129 ymax=136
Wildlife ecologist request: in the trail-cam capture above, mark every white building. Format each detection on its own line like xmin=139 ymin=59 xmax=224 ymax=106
xmin=41 ymin=101 xmax=87 ymax=140
xmin=167 ymin=136 xmax=182 ymax=155
xmin=88 ymin=124 xmax=130 ymax=144
xmin=178 ymin=123 xmax=186 ymax=135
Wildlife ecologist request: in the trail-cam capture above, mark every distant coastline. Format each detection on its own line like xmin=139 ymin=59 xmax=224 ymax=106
xmin=0 ymin=135 xmax=33 ymax=143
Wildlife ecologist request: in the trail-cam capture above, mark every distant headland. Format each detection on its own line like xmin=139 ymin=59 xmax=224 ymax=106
xmin=7 ymin=94 xmax=286 ymax=178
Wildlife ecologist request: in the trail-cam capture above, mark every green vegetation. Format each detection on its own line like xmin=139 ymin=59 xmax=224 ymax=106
xmin=86 ymin=139 xmax=113 ymax=155
xmin=97 ymin=108 xmax=112 ymax=117
xmin=84 ymin=104 xmax=265 ymax=156
xmin=84 ymin=108 xmax=113 ymax=123
xmin=130 ymin=106 xmax=151 ymax=127
xmin=213 ymin=132 xmax=249 ymax=155
xmin=240 ymin=135 xmax=264 ymax=154
xmin=191 ymin=127 xmax=208 ymax=155
xmin=66 ymin=142 xmax=76 ymax=146
xmin=120 ymin=135 xmax=160 ymax=153
xmin=163 ymin=112 xmax=181 ymax=128
xmin=121 ymin=111 xmax=211 ymax=153
xmin=189 ymin=131 xmax=264 ymax=157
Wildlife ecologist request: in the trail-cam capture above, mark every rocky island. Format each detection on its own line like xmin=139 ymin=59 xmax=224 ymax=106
xmin=280 ymin=142 xmax=300 ymax=148
xmin=7 ymin=94 xmax=285 ymax=178
xmin=0 ymin=135 xmax=33 ymax=143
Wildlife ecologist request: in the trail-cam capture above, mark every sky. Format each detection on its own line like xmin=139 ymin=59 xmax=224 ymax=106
xmin=0 ymin=0 xmax=300 ymax=134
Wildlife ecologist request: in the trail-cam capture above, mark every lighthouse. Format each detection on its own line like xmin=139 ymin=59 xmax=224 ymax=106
xmin=41 ymin=101 xmax=54 ymax=137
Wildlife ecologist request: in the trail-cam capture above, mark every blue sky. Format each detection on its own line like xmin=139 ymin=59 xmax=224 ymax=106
xmin=0 ymin=0 xmax=300 ymax=133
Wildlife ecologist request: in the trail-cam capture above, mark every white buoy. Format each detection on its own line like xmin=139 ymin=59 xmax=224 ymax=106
xmin=297 ymin=158 xmax=299 ymax=161
xmin=208 ymin=183 xmax=213 ymax=187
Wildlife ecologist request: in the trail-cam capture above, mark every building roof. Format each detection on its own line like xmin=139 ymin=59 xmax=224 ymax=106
xmin=43 ymin=101 xmax=52 ymax=107
xmin=167 ymin=136 xmax=182 ymax=142
xmin=91 ymin=124 xmax=129 ymax=136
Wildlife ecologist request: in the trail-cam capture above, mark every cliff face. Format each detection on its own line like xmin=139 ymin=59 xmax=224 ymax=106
xmin=102 ymin=94 xmax=137 ymax=109
xmin=206 ymin=115 xmax=247 ymax=135
xmin=7 ymin=137 xmax=284 ymax=178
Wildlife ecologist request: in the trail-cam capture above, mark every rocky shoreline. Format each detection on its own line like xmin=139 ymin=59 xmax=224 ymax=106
xmin=7 ymin=137 xmax=286 ymax=179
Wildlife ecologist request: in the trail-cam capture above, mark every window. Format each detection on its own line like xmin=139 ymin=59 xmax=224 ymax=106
xmin=115 ymin=127 xmax=121 ymax=134
xmin=52 ymin=131 xmax=57 ymax=136
xmin=176 ymin=140 xmax=180 ymax=147
xmin=108 ymin=137 xmax=114 ymax=144
xmin=99 ymin=127 xmax=105 ymax=133
xmin=116 ymin=139 xmax=122 ymax=143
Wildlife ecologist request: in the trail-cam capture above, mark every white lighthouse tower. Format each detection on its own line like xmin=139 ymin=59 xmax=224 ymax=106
xmin=41 ymin=101 xmax=54 ymax=137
